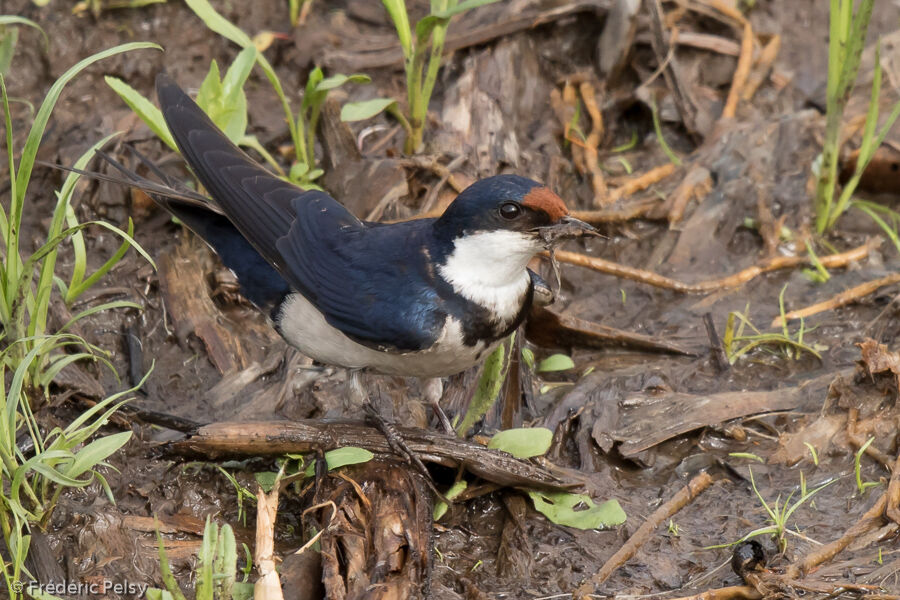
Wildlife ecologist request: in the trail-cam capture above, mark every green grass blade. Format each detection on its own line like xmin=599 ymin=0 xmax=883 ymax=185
xmin=29 ymin=132 xmax=119 ymax=338
xmin=381 ymin=0 xmax=412 ymax=59
xmin=0 ymin=16 xmax=48 ymax=52
xmin=105 ymin=76 xmax=176 ymax=150
xmin=14 ymin=42 xmax=161 ymax=211
xmin=184 ymin=0 xmax=304 ymax=163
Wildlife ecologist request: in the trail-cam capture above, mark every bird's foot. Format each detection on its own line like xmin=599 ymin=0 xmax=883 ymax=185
xmin=363 ymin=401 xmax=451 ymax=505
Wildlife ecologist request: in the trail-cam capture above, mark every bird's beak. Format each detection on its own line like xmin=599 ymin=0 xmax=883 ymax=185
xmin=535 ymin=215 xmax=599 ymax=246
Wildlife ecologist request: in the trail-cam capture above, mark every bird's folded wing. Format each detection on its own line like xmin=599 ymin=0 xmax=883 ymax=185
xmin=157 ymin=74 xmax=440 ymax=352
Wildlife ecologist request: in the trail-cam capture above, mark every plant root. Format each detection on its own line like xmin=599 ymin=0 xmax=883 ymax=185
xmin=772 ymin=272 xmax=900 ymax=328
xmin=608 ymin=162 xmax=678 ymax=203
xmin=572 ymin=471 xmax=714 ymax=598
xmin=553 ymin=239 xmax=878 ymax=295
xmin=661 ymin=586 xmax=762 ymax=600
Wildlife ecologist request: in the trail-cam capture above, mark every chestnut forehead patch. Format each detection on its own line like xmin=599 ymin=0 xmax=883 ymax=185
xmin=522 ymin=186 xmax=568 ymax=221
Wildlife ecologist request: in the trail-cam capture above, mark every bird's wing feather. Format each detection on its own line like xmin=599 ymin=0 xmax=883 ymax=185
xmin=156 ymin=74 xmax=442 ymax=351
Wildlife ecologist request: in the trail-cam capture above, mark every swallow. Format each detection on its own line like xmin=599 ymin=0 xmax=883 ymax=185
xmin=132 ymin=74 xmax=594 ymax=400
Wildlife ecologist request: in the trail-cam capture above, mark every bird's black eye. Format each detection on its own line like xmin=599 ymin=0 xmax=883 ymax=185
xmin=499 ymin=202 xmax=522 ymax=220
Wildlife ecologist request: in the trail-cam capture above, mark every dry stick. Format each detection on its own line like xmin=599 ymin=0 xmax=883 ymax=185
xmin=579 ymin=81 xmax=610 ymax=206
xmin=721 ymin=20 xmax=754 ymax=119
xmin=786 ymin=491 xmax=887 ymax=579
xmin=771 ymin=273 xmax=900 ymax=328
xmin=608 ymin=163 xmax=677 ymax=202
xmin=663 ymin=586 xmax=762 ymax=600
xmin=572 ymin=471 xmax=714 ymax=599
xmin=741 ymin=35 xmax=781 ymax=102
xmin=554 ymin=239 xmax=878 ymax=294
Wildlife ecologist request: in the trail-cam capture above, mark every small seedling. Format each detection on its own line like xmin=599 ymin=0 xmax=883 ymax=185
xmin=802 ymin=239 xmax=831 ymax=284
xmin=814 ymin=0 xmax=900 ymax=233
xmin=804 ymin=442 xmax=819 ymax=466
xmin=147 ymin=516 xmax=253 ymax=600
xmin=708 ymin=467 xmax=834 ymax=553
xmin=722 ymin=287 xmax=824 ymax=364
xmin=854 ymin=437 xmax=881 ymax=495
xmin=649 ymin=96 xmax=682 ymax=166
xmin=729 ymin=452 xmax=765 ymax=463
xmin=178 ymin=0 xmax=374 ymax=187
xmin=667 ymin=519 xmax=681 ymax=537
xmin=1 ymin=43 xmax=156 ymax=388
xmin=372 ymin=0 xmax=500 ymax=153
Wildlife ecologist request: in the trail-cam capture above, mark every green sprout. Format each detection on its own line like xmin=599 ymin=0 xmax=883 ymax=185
xmin=147 ymin=516 xmax=253 ymax=600
xmin=1 ymin=42 xmax=156 ymax=388
xmin=168 ymin=0 xmax=372 ymax=188
xmin=854 ymin=437 xmax=882 ymax=495
xmin=814 ymin=0 xmax=900 ymax=233
xmin=377 ymin=0 xmax=499 ymax=153
xmin=722 ymin=287 xmax=824 ymax=364
xmin=708 ymin=467 xmax=834 ymax=553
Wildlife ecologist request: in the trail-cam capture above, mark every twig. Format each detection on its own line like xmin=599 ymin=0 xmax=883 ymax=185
xmin=772 ymin=273 xmax=900 ymax=327
xmin=572 ymin=198 xmax=663 ymax=224
xmin=786 ymin=491 xmax=887 ymax=578
xmin=721 ymin=20 xmax=754 ymax=119
xmin=662 ymin=586 xmax=762 ymax=600
xmin=741 ymin=35 xmax=781 ymax=102
xmin=609 ymin=163 xmax=677 ymax=202
xmin=165 ymin=420 xmax=578 ymax=490
xmin=579 ymin=81 xmax=610 ymax=206
xmin=553 ymin=239 xmax=878 ymax=294
xmin=573 ymin=471 xmax=714 ymax=598
xmin=666 ymin=165 xmax=713 ymax=224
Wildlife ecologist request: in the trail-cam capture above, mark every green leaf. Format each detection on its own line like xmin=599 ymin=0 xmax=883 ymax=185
xmin=537 ymin=354 xmax=575 ymax=372
xmin=232 ymin=583 xmax=254 ymax=600
xmin=303 ymin=447 xmax=374 ymax=477
xmin=432 ymin=0 xmax=500 ymax=18
xmin=340 ymin=98 xmax=396 ymax=122
xmin=185 ymin=0 xmax=255 ymax=47
xmin=527 ymin=491 xmax=626 ymax=530
xmin=315 ymin=73 xmax=371 ymax=92
xmin=456 ymin=336 xmax=514 ymax=436
xmin=433 ymin=480 xmax=467 ymax=520
xmin=105 ymin=76 xmax=178 ymax=151
xmin=521 ymin=347 xmax=535 ymax=370
xmin=14 ymin=42 xmax=162 ymax=226
xmin=381 ymin=0 xmax=412 ymax=59
xmin=487 ymin=428 xmax=553 ymax=459
xmin=0 ymin=15 xmax=49 ymax=52
xmin=255 ymin=471 xmax=278 ymax=493
xmin=66 ymin=431 xmax=132 ymax=479
xmin=0 ymin=26 xmax=19 ymax=79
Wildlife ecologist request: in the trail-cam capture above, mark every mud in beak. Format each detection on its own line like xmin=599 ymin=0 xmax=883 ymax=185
xmin=535 ymin=215 xmax=599 ymax=246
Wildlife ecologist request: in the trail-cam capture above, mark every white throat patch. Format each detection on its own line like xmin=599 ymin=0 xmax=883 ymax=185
xmin=438 ymin=230 xmax=540 ymax=320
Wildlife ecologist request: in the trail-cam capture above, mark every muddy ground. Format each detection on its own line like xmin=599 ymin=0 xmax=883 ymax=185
xmin=5 ymin=0 xmax=900 ymax=598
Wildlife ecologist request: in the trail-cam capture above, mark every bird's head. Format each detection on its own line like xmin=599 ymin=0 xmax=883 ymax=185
xmin=435 ymin=173 xmax=594 ymax=253
xmin=434 ymin=175 xmax=595 ymax=302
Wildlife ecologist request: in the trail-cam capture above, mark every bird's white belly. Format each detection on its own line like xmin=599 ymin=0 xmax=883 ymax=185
xmin=276 ymin=293 xmax=498 ymax=378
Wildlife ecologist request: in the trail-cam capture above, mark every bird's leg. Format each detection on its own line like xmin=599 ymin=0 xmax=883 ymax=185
xmin=423 ymin=377 xmax=454 ymax=435
xmin=350 ymin=370 xmax=450 ymax=504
